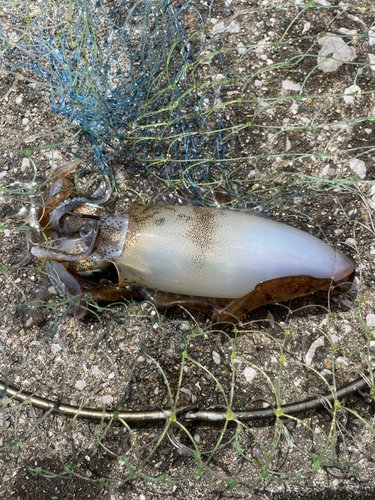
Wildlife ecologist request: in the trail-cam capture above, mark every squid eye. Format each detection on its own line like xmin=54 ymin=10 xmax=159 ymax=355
xmin=61 ymin=214 xmax=83 ymax=235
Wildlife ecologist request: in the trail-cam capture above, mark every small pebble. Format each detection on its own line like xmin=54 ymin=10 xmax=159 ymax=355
xmin=75 ymin=380 xmax=86 ymax=390
xmin=243 ymin=366 xmax=257 ymax=382
xmin=100 ymin=395 xmax=114 ymax=404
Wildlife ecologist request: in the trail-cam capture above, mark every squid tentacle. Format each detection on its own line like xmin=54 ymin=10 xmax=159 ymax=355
xmin=50 ymin=197 xmax=97 ymax=233
xmin=46 ymin=261 xmax=86 ymax=319
xmin=49 ymin=175 xmax=112 ymax=234
xmin=46 ymin=261 xmax=81 ymax=297
xmin=31 ymin=221 xmax=99 ymax=262
xmin=90 ymin=175 xmax=112 ymax=204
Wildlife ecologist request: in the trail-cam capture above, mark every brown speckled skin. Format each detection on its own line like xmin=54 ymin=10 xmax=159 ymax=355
xmin=115 ymin=203 xmax=229 ymax=294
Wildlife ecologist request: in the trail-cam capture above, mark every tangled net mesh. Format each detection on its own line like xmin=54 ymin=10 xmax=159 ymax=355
xmin=0 ymin=0 xmax=375 ymax=496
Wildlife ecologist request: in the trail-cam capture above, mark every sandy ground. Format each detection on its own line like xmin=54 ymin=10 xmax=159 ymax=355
xmin=0 ymin=1 xmax=375 ymax=499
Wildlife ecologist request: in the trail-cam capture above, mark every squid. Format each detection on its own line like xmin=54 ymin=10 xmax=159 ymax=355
xmin=31 ymin=160 xmax=355 ymax=328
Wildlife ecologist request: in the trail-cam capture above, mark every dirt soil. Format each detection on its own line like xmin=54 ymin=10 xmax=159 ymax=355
xmin=0 ymin=1 xmax=375 ymax=499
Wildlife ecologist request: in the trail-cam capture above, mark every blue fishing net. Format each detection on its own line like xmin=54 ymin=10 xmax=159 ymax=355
xmin=0 ymin=0 xmax=232 ymax=186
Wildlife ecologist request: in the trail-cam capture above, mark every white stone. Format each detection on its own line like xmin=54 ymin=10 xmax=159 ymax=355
xmin=369 ymin=29 xmax=375 ymax=46
xmin=290 ymin=103 xmax=298 ymax=113
xmin=212 ymin=20 xmax=239 ymax=35
xmin=179 ymin=322 xmax=190 ymax=331
xmin=343 ymin=84 xmax=361 ymax=104
xmin=51 ymin=344 xmax=62 ymax=353
xmin=366 ymin=314 xmax=375 ymax=328
xmin=243 ymin=366 xmax=257 ymax=382
xmin=212 ymin=350 xmax=221 ymax=364
xmin=237 ymin=42 xmax=246 ymax=55
xmin=305 ymin=337 xmax=325 ymax=366
xmin=330 ymin=123 xmax=348 ymax=130
xmin=318 ymin=34 xmax=356 ymax=72
xmin=75 ymin=380 xmax=86 ymax=390
xmin=92 ymin=365 xmax=100 ymax=375
xmin=25 ymin=317 xmax=33 ymax=327
xmin=346 ymin=14 xmax=366 ymax=28
xmin=342 ymin=299 xmax=352 ymax=308
xmin=338 ymin=28 xmax=357 ymax=36
xmin=21 ymin=158 xmax=30 ymax=171
xmin=332 ymin=479 xmax=340 ymax=489
xmin=350 ymin=278 xmax=359 ymax=292
xmin=368 ymin=53 xmax=375 ymax=71
xmin=331 ymin=335 xmax=340 ymax=344
xmin=319 ymin=165 xmax=330 ymax=178
xmin=227 ymin=20 xmax=240 ymax=33
xmin=302 ymin=22 xmax=311 ymax=34
xmin=335 ymin=356 xmax=346 ymax=364
xmin=100 ymin=395 xmax=114 ymax=404
xmin=44 ymin=150 xmax=63 ymax=159
xmin=349 ymin=158 xmax=366 ymax=179
xmin=344 ymin=323 xmax=352 ymax=334
xmin=282 ymin=80 xmax=301 ymax=91
xmin=285 ymin=138 xmax=291 ymax=152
